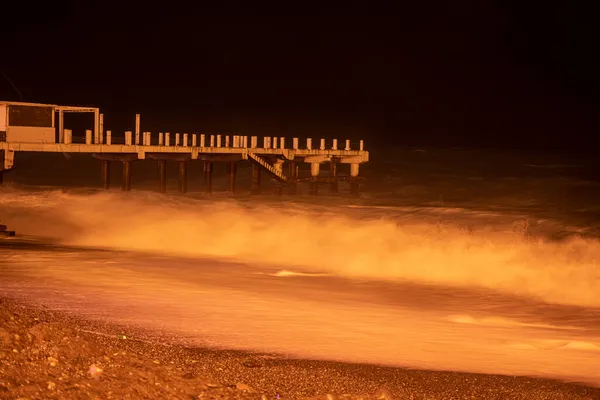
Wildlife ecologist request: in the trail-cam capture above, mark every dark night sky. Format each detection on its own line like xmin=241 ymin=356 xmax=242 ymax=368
xmin=1 ymin=3 xmax=597 ymax=152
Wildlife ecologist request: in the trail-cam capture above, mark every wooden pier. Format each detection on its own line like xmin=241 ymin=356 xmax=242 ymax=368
xmin=0 ymin=101 xmax=369 ymax=195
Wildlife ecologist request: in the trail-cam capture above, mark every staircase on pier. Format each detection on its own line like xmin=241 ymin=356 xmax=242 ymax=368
xmin=245 ymin=151 xmax=287 ymax=182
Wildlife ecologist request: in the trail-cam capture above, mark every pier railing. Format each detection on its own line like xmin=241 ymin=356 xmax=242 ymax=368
xmin=0 ymin=110 xmax=368 ymax=195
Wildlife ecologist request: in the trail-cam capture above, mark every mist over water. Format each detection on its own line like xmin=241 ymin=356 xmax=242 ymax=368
xmin=2 ymin=147 xmax=600 ymax=384
xmin=1 ymin=187 xmax=600 ymax=309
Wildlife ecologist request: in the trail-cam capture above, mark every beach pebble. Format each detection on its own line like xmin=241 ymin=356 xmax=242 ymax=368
xmin=235 ymin=382 xmax=255 ymax=393
xmin=0 ymin=329 xmax=10 ymax=346
xmin=242 ymin=359 xmax=263 ymax=368
xmin=88 ymin=364 xmax=103 ymax=377
xmin=374 ymin=387 xmax=393 ymax=399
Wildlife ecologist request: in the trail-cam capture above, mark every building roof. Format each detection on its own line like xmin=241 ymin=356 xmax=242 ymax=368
xmin=0 ymin=101 xmax=98 ymax=112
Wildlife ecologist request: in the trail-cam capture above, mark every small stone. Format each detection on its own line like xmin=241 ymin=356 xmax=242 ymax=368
xmin=242 ymin=360 xmax=263 ymax=368
xmin=0 ymin=329 xmax=11 ymax=346
xmin=374 ymin=387 xmax=393 ymax=400
xmin=206 ymin=383 xmax=221 ymax=388
xmin=47 ymin=381 xmax=56 ymax=390
xmin=236 ymin=383 xmax=255 ymax=393
xmin=258 ymin=355 xmax=278 ymax=360
xmin=47 ymin=356 xmax=58 ymax=367
xmin=89 ymin=364 xmax=103 ymax=378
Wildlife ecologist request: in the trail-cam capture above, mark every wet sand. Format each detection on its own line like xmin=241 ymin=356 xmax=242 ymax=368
xmin=1 ymin=297 xmax=599 ymax=400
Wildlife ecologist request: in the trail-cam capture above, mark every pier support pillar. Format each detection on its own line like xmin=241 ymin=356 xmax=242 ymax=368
xmin=227 ymin=161 xmax=237 ymax=194
xmin=274 ymin=160 xmax=284 ymax=196
xmin=58 ymin=111 xmax=64 ymax=143
xmin=158 ymin=160 xmax=167 ymax=193
xmin=203 ymin=161 xmax=213 ymax=194
xmin=288 ymin=161 xmax=297 ymax=195
xmin=329 ymin=160 xmax=338 ymax=194
xmin=122 ymin=161 xmax=132 ymax=191
xmin=350 ymin=163 xmax=360 ymax=196
xmin=251 ymin=164 xmax=262 ymax=194
xmin=178 ymin=161 xmax=188 ymax=194
xmin=309 ymin=163 xmax=320 ymax=196
xmin=101 ymin=160 xmax=111 ymax=189
xmin=0 ymin=150 xmax=5 ymax=185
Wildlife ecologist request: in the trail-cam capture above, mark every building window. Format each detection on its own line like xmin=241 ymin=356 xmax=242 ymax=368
xmin=8 ymin=105 xmax=53 ymax=128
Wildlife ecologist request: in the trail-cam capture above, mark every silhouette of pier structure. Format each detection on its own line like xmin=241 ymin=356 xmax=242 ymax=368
xmin=0 ymin=223 xmax=15 ymax=237
xmin=0 ymin=101 xmax=369 ymax=195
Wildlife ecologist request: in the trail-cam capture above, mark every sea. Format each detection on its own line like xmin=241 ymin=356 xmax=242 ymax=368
xmin=1 ymin=146 xmax=600 ymax=386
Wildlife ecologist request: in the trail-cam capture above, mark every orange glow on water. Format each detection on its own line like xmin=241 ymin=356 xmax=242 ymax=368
xmin=1 ymin=188 xmax=600 ymax=385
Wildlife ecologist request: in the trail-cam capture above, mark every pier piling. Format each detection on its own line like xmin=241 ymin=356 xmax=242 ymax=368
xmin=288 ymin=161 xmax=297 ymax=195
xmin=350 ymin=163 xmax=360 ymax=196
xmin=251 ymin=164 xmax=262 ymax=194
xmin=101 ymin=160 xmax=111 ymax=189
xmin=178 ymin=161 xmax=188 ymax=193
xmin=158 ymin=160 xmax=167 ymax=193
xmin=330 ymin=159 xmax=338 ymax=193
xmin=122 ymin=161 xmax=132 ymax=191
xmin=309 ymin=163 xmax=320 ymax=196
xmin=227 ymin=161 xmax=237 ymax=194
xmin=203 ymin=161 xmax=213 ymax=194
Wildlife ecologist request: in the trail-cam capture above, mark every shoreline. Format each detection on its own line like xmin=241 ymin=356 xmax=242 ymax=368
xmin=1 ymin=297 xmax=599 ymax=399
